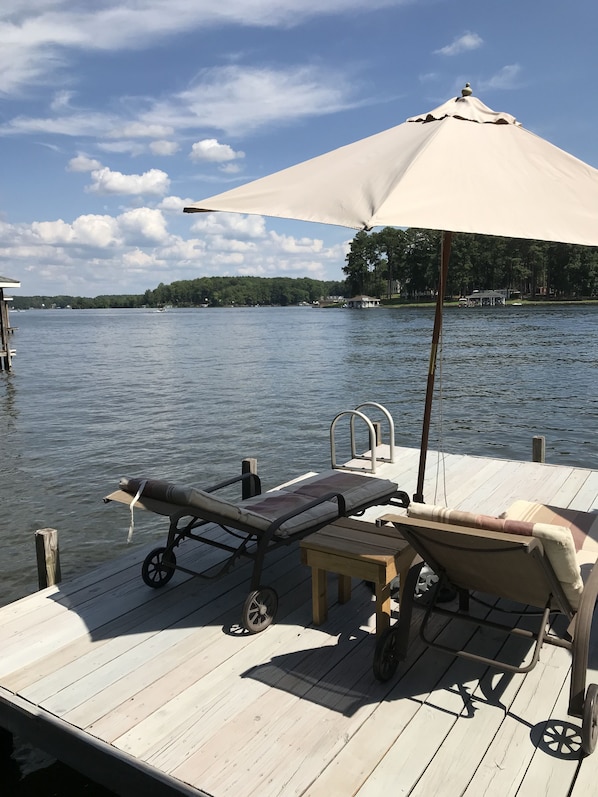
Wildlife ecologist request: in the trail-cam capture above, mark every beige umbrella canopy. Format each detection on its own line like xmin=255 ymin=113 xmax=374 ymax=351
xmin=185 ymin=85 xmax=598 ymax=500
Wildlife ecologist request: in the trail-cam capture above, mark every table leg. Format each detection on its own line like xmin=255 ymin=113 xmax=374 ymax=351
xmin=338 ymin=574 xmax=352 ymax=604
xmin=312 ymin=567 xmax=328 ymax=625
xmin=375 ymin=581 xmax=391 ymax=636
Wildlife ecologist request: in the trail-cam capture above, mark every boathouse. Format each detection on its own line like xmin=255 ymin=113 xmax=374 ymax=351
xmin=460 ymin=289 xmax=507 ymax=307
xmin=346 ymin=295 xmax=381 ymax=309
xmin=0 ymin=275 xmax=20 ymax=371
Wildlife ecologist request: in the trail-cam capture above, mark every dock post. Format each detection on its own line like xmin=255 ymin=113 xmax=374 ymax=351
xmin=372 ymin=421 xmax=382 ymax=446
xmin=0 ymin=287 xmax=13 ymax=371
xmin=35 ymin=528 xmax=62 ymax=589
xmin=532 ymin=435 xmax=546 ymax=463
xmin=241 ymin=458 xmax=259 ymax=499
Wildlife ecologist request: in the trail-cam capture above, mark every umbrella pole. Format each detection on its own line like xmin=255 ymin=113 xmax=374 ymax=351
xmin=414 ymin=230 xmax=452 ymax=503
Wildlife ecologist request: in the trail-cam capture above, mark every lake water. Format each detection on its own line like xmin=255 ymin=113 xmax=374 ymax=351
xmin=1 ymin=304 xmax=597 ymax=608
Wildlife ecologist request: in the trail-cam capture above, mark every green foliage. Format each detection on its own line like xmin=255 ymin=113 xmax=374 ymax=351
xmin=11 ymin=232 xmax=598 ymax=312
xmin=13 ymin=277 xmax=346 ymax=310
xmin=144 ymin=276 xmax=345 ymax=307
xmin=11 ymin=294 xmax=144 ymax=310
xmin=343 ymin=228 xmax=598 ymax=299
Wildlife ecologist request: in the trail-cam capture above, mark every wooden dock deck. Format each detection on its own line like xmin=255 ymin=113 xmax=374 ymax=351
xmin=1 ymin=445 xmax=598 ymax=796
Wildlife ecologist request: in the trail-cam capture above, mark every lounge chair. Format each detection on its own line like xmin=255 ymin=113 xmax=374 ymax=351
xmin=105 ymin=468 xmax=408 ymax=633
xmin=373 ymin=501 xmax=598 ymax=755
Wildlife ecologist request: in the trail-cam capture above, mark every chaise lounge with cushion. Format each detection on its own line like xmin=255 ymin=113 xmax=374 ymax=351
xmin=105 ymin=468 xmax=408 ymax=633
xmin=373 ymin=500 xmax=598 ymax=755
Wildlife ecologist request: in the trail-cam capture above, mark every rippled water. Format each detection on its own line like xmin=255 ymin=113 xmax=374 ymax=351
xmin=1 ymin=305 xmax=596 ymax=607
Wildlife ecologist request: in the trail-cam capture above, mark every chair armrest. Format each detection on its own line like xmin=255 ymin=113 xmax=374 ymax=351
xmin=204 ymin=471 xmax=262 ymax=496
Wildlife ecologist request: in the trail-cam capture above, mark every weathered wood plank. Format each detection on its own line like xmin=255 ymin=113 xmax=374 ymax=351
xmin=461 ymin=643 xmax=574 ymax=796
xmin=48 ymin=551 xmax=308 ymax=719
xmin=1 ymin=446 xmax=597 ymax=797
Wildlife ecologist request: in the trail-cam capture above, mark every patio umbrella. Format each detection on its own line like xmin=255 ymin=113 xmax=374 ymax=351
xmin=184 ymin=85 xmax=598 ymax=501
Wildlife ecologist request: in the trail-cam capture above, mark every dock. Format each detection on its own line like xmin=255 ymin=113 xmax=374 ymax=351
xmin=1 ymin=444 xmax=597 ymax=795
xmin=0 ymin=276 xmax=20 ymax=371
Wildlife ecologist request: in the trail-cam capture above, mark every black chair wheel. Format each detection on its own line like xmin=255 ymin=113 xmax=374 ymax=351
xmin=141 ymin=546 xmax=176 ymax=588
xmin=373 ymin=626 xmax=400 ymax=682
xmin=582 ymin=683 xmax=598 ymax=755
xmin=242 ymin=586 xmax=278 ymax=633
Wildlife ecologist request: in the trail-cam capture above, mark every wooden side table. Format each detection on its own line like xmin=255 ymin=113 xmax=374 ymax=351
xmin=300 ymin=517 xmax=416 ymax=635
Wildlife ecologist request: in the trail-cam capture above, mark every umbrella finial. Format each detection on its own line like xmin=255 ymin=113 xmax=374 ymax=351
xmin=461 ymin=83 xmax=473 ymax=97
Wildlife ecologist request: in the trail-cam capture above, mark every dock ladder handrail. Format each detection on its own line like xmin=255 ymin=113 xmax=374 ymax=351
xmin=330 ymin=402 xmax=396 ymax=473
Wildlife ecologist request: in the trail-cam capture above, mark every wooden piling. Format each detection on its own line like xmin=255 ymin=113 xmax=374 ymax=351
xmin=35 ymin=528 xmax=62 ymax=589
xmin=241 ymin=457 xmax=260 ymax=499
xmin=0 ymin=288 xmax=12 ymax=371
xmin=0 ymin=278 xmax=20 ymax=371
xmin=532 ymin=435 xmax=546 ymax=463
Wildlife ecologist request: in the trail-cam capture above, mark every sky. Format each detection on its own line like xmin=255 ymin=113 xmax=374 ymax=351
xmin=1 ymin=0 xmax=598 ymax=297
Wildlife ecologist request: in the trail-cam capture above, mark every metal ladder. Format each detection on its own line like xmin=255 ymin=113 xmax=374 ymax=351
xmin=329 ymin=402 xmax=396 ymax=474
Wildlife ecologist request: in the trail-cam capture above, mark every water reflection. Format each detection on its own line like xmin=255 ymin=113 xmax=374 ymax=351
xmin=0 ymin=370 xmax=18 ymax=421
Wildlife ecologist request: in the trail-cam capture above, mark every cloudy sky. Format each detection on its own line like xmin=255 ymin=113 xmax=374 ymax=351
xmin=1 ymin=1 xmax=597 ymax=296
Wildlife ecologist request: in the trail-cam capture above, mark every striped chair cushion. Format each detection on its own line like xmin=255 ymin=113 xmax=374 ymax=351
xmin=407 ymin=502 xmax=584 ymax=609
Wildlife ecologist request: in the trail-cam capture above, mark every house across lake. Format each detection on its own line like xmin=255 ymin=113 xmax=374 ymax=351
xmin=459 ymin=289 xmax=507 ymax=307
xmin=346 ymin=295 xmax=381 ymax=308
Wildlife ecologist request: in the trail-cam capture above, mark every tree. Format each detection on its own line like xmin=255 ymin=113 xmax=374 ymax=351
xmin=343 ymin=230 xmax=384 ymax=296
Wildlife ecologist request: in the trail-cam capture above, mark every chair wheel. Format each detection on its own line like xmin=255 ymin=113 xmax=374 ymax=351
xmin=373 ymin=626 xmax=400 ymax=682
xmin=242 ymin=587 xmax=278 ymax=633
xmin=141 ymin=546 xmax=176 ymax=588
xmin=582 ymin=683 xmax=598 ymax=755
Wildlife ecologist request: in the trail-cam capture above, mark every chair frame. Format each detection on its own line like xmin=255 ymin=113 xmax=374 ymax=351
xmin=373 ymin=515 xmax=598 ymax=755
xmin=106 ymin=470 xmax=408 ymax=634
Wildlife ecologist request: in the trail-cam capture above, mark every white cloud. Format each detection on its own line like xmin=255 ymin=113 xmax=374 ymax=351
xmin=435 ymin=32 xmax=483 ymax=57
xmin=31 ymin=219 xmax=75 ymax=245
xmin=87 ymin=166 xmax=170 ymax=196
xmin=50 ymin=90 xmax=75 ymax=111
xmin=218 ymin=162 xmax=243 ymax=174
xmin=158 ymin=237 xmax=207 ymax=261
xmin=190 ymin=138 xmax=245 ymax=163
xmin=479 ymin=64 xmax=521 ymax=91
xmin=157 ymin=195 xmax=197 ymax=213
xmin=97 ymin=140 xmax=146 ymax=156
xmin=166 ymin=65 xmax=358 ymax=136
xmin=190 ymin=212 xmax=267 ymax=238
xmin=122 ymin=248 xmax=157 ymax=268
xmin=0 ymin=206 xmax=346 ymax=294
xmin=208 ymin=236 xmax=257 ymax=253
xmin=0 ymin=110 xmax=114 ymax=137
xmin=71 ymin=214 xmax=120 ymax=247
xmin=118 ymin=207 xmax=169 ymax=244
xmin=150 ymin=140 xmax=179 ymax=156
xmin=31 ymin=208 xmax=168 ymax=250
xmin=67 ymin=154 xmax=102 ymax=172
xmin=108 ymin=121 xmax=174 ymax=139
xmin=0 ymin=64 xmax=362 ymax=145
xmin=269 ymin=230 xmax=324 ymax=253
xmin=0 ymin=1 xmax=404 ymax=96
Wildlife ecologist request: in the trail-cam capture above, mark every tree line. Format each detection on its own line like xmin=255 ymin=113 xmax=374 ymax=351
xmin=143 ymin=276 xmax=346 ymax=307
xmin=343 ymin=228 xmax=598 ymax=299
xmin=11 ymin=229 xmax=598 ymax=310
xmin=11 ymin=276 xmax=346 ymax=310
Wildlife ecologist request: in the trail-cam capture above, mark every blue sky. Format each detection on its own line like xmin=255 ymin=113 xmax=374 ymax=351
xmin=1 ymin=1 xmax=597 ymax=297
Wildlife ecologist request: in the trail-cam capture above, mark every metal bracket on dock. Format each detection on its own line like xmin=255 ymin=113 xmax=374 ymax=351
xmin=330 ymin=402 xmax=396 ymax=473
